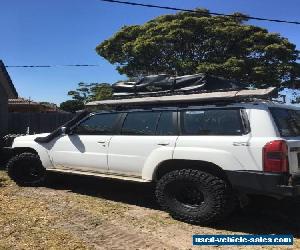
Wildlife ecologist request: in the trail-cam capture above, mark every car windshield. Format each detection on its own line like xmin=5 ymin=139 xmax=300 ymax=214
xmin=270 ymin=107 xmax=300 ymax=137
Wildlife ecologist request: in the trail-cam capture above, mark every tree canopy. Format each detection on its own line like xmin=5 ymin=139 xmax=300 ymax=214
xmin=96 ymin=9 xmax=299 ymax=88
xmin=61 ymin=82 xmax=113 ymax=112
xmin=67 ymin=82 xmax=113 ymax=103
xmin=59 ymin=100 xmax=85 ymax=113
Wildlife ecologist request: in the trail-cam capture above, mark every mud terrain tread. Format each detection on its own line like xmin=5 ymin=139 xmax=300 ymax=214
xmin=6 ymin=152 xmax=46 ymax=186
xmin=155 ymin=169 xmax=232 ymax=225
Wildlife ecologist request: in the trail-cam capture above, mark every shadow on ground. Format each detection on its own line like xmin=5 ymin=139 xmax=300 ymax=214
xmin=45 ymin=172 xmax=300 ymax=238
xmin=45 ymin=172 xmax=158 ymax=209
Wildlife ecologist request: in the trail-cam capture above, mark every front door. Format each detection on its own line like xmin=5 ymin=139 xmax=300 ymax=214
xmin=49 ymin=112 xmax=121 ymax=172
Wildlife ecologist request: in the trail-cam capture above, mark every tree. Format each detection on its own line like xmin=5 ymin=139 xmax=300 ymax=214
xmin=39 ymin=102 xmax=57 ymax=109
xmin=68 ymin=82 xmax=113 ymax=102
xmin=60 ymin=100 xmax=85 ymax=113
xmin=96 ymin=9 xmax=300 ymax=89
xmin=89 ymin=83 xmax=113 ymax=101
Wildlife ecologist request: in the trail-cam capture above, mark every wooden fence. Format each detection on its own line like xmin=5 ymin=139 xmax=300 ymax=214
xmin=7 ymin=112 xmax=75 ymax=134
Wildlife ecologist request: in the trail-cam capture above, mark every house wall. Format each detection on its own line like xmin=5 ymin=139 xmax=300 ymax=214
xmin=0 ymin=82 xmax=8 ymax=136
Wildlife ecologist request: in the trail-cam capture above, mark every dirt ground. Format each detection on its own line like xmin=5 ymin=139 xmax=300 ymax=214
xmin=0 ymin=169 xmax=299 ymax=250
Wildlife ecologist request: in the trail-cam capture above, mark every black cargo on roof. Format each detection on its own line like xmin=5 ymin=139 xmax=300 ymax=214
xmin=113 ymin=74 xmax=246 ymax=96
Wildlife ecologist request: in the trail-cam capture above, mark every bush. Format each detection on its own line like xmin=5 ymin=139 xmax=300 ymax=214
xmin=59 ymin=100 xmax=85 ymax=113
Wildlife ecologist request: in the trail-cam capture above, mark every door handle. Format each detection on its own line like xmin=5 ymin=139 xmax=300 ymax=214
xmin=97 ymin=141 xmax=107 ymax=147
xmin=233 ymin=142 xmax=249 ymax=146
xmin=158 ymin=142 xmax=170 ymax=146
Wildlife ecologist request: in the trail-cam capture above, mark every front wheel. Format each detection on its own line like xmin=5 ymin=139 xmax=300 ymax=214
xmin=7 ymin=153 xmax=46 ymax=186
xmin=155 ymin=169 xmax=232 ymax=225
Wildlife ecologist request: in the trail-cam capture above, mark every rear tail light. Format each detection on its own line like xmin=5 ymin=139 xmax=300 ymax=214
xmin=263 ymin=140 xmax=289 ymax=173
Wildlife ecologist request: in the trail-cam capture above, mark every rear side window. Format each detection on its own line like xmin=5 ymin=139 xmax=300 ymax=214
xmin=121 ymin=112 xmax=160 ymax=135
xmin=74 ymin=113 xmax=119 ymax=135
xmin=156 ymin=111 xmax=177 ymax=135
xmin=182 ymin=109 xmax=244 ymax=135
xmin=121 ymin=111 xmax=177 ymax=135
xmin=270 ymin=108 xmax=300 ymax=137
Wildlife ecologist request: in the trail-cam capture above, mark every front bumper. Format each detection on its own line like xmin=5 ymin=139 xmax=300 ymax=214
xmin=225 ymin=170 xmax=300 ymax=198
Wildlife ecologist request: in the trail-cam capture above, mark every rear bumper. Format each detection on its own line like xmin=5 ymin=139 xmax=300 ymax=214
xmin=225 ymin=170 xmax=300 ymax=198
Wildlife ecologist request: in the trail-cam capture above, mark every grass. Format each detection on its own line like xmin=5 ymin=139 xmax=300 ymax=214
xmin=0 ymin=172 xmax=89 ymax=249
xmin=1 ymin=169 xmax=300 ymax=250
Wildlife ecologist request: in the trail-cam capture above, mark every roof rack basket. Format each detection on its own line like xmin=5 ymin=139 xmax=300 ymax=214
xmin=86 ymin=87 xmax=277 ymax=109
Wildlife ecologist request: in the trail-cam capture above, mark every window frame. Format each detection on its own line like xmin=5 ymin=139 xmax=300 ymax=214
xmin=178 ymin=107 xmax=249 ymax=136
xmin=155 ymin=110 xmax=179 ymax=136
xmin=269 ymin=107 xmax=300 ymax=137
xmin=119 ymin=110 xmax=179 ymax=136
xmin=67 ymin=107 xmax=249 ymax=137
xmin=70 ymin=112 xmax=123 ymax=135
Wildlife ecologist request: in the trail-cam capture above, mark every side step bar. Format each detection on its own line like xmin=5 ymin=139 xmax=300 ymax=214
xmin=47 ymin=168 xmax=151 ymax=183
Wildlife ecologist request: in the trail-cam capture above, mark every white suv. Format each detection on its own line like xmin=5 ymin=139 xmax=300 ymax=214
xmin=6 ymin=99 xmax=300 ymax=224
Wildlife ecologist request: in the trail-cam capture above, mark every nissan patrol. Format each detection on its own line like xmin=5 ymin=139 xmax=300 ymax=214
xmin=6 ymin=89 xmax=300 ymax=224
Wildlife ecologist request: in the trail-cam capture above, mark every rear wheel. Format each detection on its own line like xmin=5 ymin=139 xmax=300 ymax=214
xmin=7 ymin=153 xmax=46 ymax=186
xmin=155 ymin=169 xmax=232 ymax=224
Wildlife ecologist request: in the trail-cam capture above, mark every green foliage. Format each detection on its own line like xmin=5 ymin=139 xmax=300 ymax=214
xmin=67 ymin=82 xmax=113 ymax=102
xmin=59 ymin=100 xmax=85 ymax=113
xmin=39 ymin=102 xmax=57 ymax=109
xmin=96 ymin=9 xmax=299 ymax=88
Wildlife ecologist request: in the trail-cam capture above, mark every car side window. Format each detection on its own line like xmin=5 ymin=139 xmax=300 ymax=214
xmin=182 ymin=109 xmax=244 ymax=135
xmin=121 ymin=111 xmax=161 ymax=135
xmin=73 ymin=113 xmax=119 ymax=135
xmin=156 ymin=111 xmax=177 ymax=135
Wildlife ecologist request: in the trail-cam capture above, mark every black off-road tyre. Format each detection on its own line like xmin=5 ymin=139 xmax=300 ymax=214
xmin=7 ymin=153 xmax=46 ymax=186
xmin=155 ymin=169 xmax=233 ymax=225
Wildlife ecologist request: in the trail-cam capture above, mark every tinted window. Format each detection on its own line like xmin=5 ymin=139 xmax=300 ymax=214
xmin=74 ymin=113 xmax=119 ymax=135
xmin=270 ymin=108 xmax=300 ymax=137
xmin=182 ymin=109 xmax=243 ymax=135
xmin=156 ymin=111 xmax=177 ymax=135
xmin=122 ymin=112 xmax=160 ymax=135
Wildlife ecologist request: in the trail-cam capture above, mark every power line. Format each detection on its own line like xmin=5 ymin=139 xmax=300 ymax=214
xmin=99 ymin=0 xmax=300 ymax=25
xmin=5 ymin=64 xmax=100 ymax=68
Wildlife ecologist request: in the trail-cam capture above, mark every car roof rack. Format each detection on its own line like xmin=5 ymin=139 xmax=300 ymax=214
xmin=86 ymin=87 xmax=277 ymax=109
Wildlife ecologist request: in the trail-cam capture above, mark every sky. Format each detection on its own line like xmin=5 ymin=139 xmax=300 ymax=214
xmin=0 ymin=0 xmax=300 ymax=104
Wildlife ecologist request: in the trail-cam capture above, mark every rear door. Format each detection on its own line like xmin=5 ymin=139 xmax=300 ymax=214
xmin=108 ymin=110 xmax=178 ymax=177
xmin=270 ymin=107 xmax=300 ymax=174
xmin=174 ymin=108 xmax=254 ymax=171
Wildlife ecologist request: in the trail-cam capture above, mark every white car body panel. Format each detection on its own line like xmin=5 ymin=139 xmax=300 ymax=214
xmin=285 ymin=138 xmax=300 ymax=174
xmin=108 ymin=136 xmax=178 ymax=177
xmin=48 ymin=134 xmax=112 ymax=172
xmin=12 ymin=134 xmax=54 ymax=169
